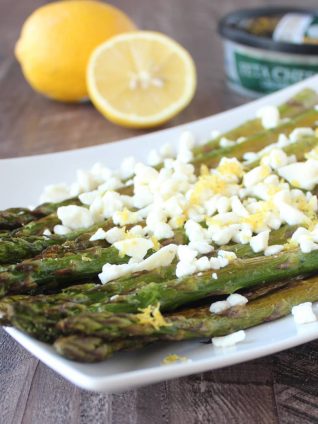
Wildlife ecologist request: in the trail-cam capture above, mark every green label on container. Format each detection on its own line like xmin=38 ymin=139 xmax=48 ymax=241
xmin=234 ymin=51 xmax=318 ymax=93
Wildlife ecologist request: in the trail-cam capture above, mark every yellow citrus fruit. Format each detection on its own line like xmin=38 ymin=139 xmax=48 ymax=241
xmin=87 ymin=31 xmax=197 ymax=128
xmin=15 ymin=1 xmax=136 ymax=102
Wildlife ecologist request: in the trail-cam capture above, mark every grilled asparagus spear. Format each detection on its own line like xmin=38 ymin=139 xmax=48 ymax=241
xmin=54 ymin=275 xmax=318 ymax=362
xmin=2 ymin=88 xmax=317 ymax=231
xmin=7 ymin=247 xmax=318 ymax=341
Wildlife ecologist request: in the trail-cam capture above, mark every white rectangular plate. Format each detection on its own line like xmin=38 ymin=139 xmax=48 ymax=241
xmin=2 ymin=75 xmax=318 ymax=393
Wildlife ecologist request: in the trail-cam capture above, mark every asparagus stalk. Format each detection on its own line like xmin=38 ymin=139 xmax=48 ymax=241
xmin=7 ymin=247 xmax=318 ymax=341
xmin=0 ymin=198 xmax=80 ymax=231
xmin=0 ymin=218 xmax=116 ymax=264
xmin=193 ymin=88 xmax=318 ymax=155
xmin=53 ymin=275 xmax=318 ymax=362
xmin=0 ymin=246 xmax=130 ymax=297
xmin=0 ymin=220 xmax=297 ymax=298
xmin=3 ymin=131 xmax=314 ymax=263
xmin=193 ymin=109 xmax=318 ymax=170
xmin=3 ymin=91 xmax=318 ymax=235
xmin=54 ymin=335 xmax=150 ymax=363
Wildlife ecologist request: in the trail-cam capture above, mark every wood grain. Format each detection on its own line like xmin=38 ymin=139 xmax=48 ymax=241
xmin=1 ymin=0 xmax=318 ymax=423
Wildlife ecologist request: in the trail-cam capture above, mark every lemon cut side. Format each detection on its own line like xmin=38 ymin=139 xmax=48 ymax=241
xmin=87 ymin=31 xmax=197 ymax=128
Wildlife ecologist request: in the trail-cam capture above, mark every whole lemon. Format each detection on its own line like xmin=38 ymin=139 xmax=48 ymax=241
xmin=15 ymin=0 xmax=136 ymax=102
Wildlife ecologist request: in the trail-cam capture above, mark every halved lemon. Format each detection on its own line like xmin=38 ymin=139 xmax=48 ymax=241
xmin=87 ymin=31 xmax=197 ymax=128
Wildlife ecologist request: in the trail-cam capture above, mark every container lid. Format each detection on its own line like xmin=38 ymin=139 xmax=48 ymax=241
xmin=218 ymin=7 xmax=318 ymax=55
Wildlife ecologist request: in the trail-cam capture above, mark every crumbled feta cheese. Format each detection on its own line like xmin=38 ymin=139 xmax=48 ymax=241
xmin=256 ymin=105 xmax=280 ymax=129
xmin=57 ymin=205 xmax=94 ymax=230
xmin=53 ymin=224 xmax=71 ymax=235
xmin=177 ymin=131 xmax=195 ymax=163
xmin=209 ymin=300 xmax=229 ymax=314
xmin=231 ymin=196 xmax=249 ymax=217
xmin=243 ymin=152 xmax=259 ymax=162
xmin=185 ymin=220 xmax=208 ymax=242
xmin=218 ymin=250 xmax=237 ymax=263
xmin=79 ymin=191 xmax=99 ymax=206
xmin=160 ymin=143 xmax=174 ymax=158
xmin=152 ymin=222 xmax=174 ymax=240
xmin=232 ymin=226 xmax=252 ymax=244
xmin=250 ymin=230 xmax=269 ymax=253
xmin=178 ymin=130 xmax=196 ymax=150
xmin=43 ymin=228 xmax=52 ymax=236
xmin=261 ymin=148 xmax=289 ymax=170
xmin=177 ymin=245 xmax=198 ymax=262
xmin=210 ymin=226 xmax=237 ymax=246
xmin=114 ymin=238 xmax=154 ymax=261
xmin=219 ymin=137 xmax=235 ymax=148
xmin=278 ymin=159 xmax=318 ymax=190
xmin=196 ymin=256 xmax=211 ymax=271
xmin=99 ymin=244 xmax=177 ymax=284
xmin=40 ymin=183 xmax=71 ymax=203
xmin=212 ymin=272 xmax=218 ymax=280
xmin=212 ymin=330 xmax=246 ymax=348
xmin=216 ymin=196 xmax=231 ymax=214
xmin=177 ymin=148 xmax=193 ymax=163
xmin=104 ymin=227 xmax=126 ymax=244
xmin=176 ymin=261 xmax=197 ymax=278
xmin=264 ymin=244 xmax=284 ymax=256
xmin=129 ymin=225 xmax=145 ymax=237
xmin=188 ymin=241 xmax=213 ymax=254
xmin=89 ymin=228 xmax=107 ymax=241
xmin=289 ymin=127 xmax=315 ymax=143
xmin=227 ymin=293 xmax=248 ymax=307
xmin=113 ymin=209 xmax=141 ymax=226
xmin=147 ymin=149 xmax=162 ymax=166
xmin=120 ymin=156 xmax=136 ymax=180
xmin=243 ymin=165 xmax=271 ymax=187
xmin=292 ymin=302 xmax=317 ymax=324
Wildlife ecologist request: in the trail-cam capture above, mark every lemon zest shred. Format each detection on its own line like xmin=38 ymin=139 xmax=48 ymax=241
xmin=161 ymin=354 xmax=189 ymax=365
xmin=136 ymin=303 xmax=171 ymax=330
xmin=189 ymin=174 xmax=228 ymax=207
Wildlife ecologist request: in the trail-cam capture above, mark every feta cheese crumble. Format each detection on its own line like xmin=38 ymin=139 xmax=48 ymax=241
xmin=99 ymin=244 xmax=177 ymax=284
xmin=212 ymin=330 xmax=246 ymax=348
xmin=256 ymin=105 xmax=280 ymax=129
xmin=57 ymin=205 xmax=94 ymax=230
xmin=291 ymin=302 xmax=317 ymax=324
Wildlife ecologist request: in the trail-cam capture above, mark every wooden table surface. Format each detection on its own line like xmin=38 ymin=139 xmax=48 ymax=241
xmin=1 ymin=0 xmax=318 ymax=423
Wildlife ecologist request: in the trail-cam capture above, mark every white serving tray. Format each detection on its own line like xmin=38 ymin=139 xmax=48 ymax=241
xmin=2 ymin=75 xmax=318 ymax=393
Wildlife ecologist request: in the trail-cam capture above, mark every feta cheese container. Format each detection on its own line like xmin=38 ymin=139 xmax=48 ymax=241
xmin=218 ymin=7 xmax=318 ymax=96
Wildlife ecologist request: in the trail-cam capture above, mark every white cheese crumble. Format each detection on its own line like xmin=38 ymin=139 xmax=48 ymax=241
xmin=227 ymin=293 xmax=248 ymax=307
xmin=289 ymin=127 xmax=315 ymax=143
xmin=209 ymin=300 xmax=229 ymax=314
xmin=57 ymin=205 xmax=94 ymax=230
xmin=212 ymin=330 xmax=246 ymax=348
xmin=278 ymin=159 xmax=318 ymax=190
xmin=210 ymin=293 xmax=248 ymax=314
xmin=98 ymin=244 xmax=177 ymax=284
xmin=53 ymin=224 xmax=71 ymax=235
xmin=264 ymin=244 xmax=284 ymax=256
xmin=43 ymin=228 xmax=52 ymax=236
xmin=114 ymin=238 xmax=154 ymax=261
xmin=250 ymin=230 xmax=269 ymax=253
xmin=291 ymin=302 xmax=317 ymax=324
xmin=291 ymin=227 xmax=318 ymax=253
xmin=256 ymin=105 xmax=280 ymax=129
xmin=89 ymin=228 xmax=107 ymax=241
xmin=40 ymin=184 xmax=72 ymax=204
xmin=219 ymin=137 xmax=235 ymax=148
